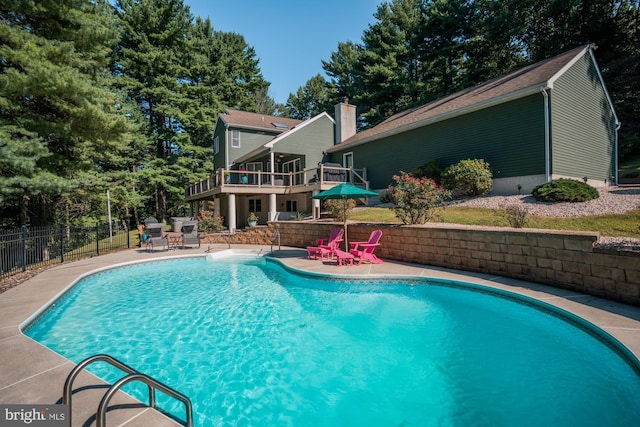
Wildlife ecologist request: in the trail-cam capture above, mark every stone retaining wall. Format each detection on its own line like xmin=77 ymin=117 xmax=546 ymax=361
xmin=258 ymin=221 xmax=640 ymax=307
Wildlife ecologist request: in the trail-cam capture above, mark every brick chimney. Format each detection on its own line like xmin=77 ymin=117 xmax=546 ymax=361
xmin=335 ymin=98 xmax=356 ymax=143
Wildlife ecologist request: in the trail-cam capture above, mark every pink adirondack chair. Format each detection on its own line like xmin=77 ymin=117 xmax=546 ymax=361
xmin=317 ymin=228 xmax=344 ymax=258
xmin=307 ymin=228 xmax=344 ymax=260
xmin=349 ymin=229 xmax=383 ymax=265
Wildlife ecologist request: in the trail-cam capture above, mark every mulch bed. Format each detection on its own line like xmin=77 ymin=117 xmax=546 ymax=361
xmin=0 ymin=265 xmax=55 ymax=294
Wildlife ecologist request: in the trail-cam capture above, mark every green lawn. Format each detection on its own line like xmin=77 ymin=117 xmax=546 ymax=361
xmin=620 ymin=152 xmax=640 ymax=171
xmin=350 ymin=206 xmax=640 ymax=239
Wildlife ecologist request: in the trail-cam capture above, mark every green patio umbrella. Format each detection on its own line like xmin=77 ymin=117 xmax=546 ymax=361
xmin=312 ymin=183 xmax=378 ymax=251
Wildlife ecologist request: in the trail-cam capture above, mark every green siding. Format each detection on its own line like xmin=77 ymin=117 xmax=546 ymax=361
xmin=274 ymin=115 xmax=334 ymax=169
xmin=212 ymin=116 xmax=279 ymax=170
xmin=229 ymin=129 xmax=276 ymax=159
xmin=550 ymin=54 xmax=616 ymax=181
xmin=331 ymin=95 xmax=546 ymax=189
xmin=213 ymin=120 xmax=226 ymax=170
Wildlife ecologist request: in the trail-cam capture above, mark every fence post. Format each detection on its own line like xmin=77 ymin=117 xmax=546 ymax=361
xmin=126 ymin=224 xmax=130 ymax=248
xmin=96 ymin=223 xmax=100 ymax=255
xmin=21 ymin=225 xmax=27 ymax=272
xmin=60 ymin=224 xmax=65 ymax=264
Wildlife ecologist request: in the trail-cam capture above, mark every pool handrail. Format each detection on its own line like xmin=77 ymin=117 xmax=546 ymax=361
xmin=63 ymin=353 xmax=193 ymax=427
xmin=206 ymin=229 xmax=233 ymax=250
xmin=271 ymin=227 xmax=281 ymax=252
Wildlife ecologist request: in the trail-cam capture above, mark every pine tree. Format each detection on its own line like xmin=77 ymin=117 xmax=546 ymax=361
xmin=0 ymin=0 xmax=131 ymax=227
xmin=285 ymin=74 xmax=334 ymax=120
xmin=113 ymin=0 xmax=195 ymax=221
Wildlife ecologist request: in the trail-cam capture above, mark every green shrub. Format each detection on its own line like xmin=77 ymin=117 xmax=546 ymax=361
xmin=379 ymin=190 xmax=392 ymax=204
xmin=324 ymin=199 xmax=356 ymax=222
xmin=291 ymin=211 xmax=305 ymax=221
xmin=386 ymin=171 xmax=451 ymax=224
xmin=532 ymin=179 xmax=599 ymax=202
xmin=502 ymin=204 xmax=529 ymax=228
xmin=411 ymin=159 xmax=443 ymax=183
xmin=197 ymin=210 xmax=224 ymax=233
xmin=441 ymin=159 xmax=493 ymax=196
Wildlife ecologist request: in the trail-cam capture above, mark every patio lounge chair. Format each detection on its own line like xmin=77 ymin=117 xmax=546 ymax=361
xmin=144 ymin=223 xmax=168 ymax=251
xmin=307 ymin=228 xmax=344 ymax=260
xmin=181 ymin=220 xmax=201 ymax=248
xmin=349 ymin=229 xmax=383 ymax=265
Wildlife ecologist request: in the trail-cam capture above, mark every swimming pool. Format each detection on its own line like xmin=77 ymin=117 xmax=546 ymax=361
xmin=24 ymin=254 xmax=640 ymax=426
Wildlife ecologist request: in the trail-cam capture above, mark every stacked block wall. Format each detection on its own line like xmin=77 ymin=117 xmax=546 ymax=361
xmin=266 ymin=222 xmax=640 ymax=306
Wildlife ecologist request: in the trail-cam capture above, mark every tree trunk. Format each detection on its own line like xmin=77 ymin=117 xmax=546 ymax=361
xmin=157 ymin=184 xmax=167 ymax=223
xmin=19 ymin=192 xmax=29 ymax=227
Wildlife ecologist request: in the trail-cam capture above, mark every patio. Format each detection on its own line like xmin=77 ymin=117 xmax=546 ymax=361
xmin=1 ymin=245 xmax=639 ymax=426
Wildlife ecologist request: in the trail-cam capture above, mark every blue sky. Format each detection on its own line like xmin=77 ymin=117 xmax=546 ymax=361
xmin=185 ymin=0 xmax=382 ymax=104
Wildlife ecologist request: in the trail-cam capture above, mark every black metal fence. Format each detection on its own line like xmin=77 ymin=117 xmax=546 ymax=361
xmin=0 ymin=224 xmax=131 ymax=279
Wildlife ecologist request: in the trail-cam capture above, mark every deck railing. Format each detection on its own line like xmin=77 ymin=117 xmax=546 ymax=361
xmin=186 ymin=165 xmax=367 ymax=198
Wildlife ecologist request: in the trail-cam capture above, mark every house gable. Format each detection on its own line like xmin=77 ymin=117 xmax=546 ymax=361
xmin=549 ymin=50 xmax=618 ymax=182
xmin=270 ymin=113 xmax=335 ymax=169
xmin=212 ymin=110 xmax=303 ymax=169
xmin=234 ymin=112 xmax=336 ymax=169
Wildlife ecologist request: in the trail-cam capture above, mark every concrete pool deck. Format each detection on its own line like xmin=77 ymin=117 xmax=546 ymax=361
xmin=1 ymin=244 xmax=639 ymax=426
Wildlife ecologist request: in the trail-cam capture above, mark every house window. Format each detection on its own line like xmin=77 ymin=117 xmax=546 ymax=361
xmin=232 ymin=130 xmax=240 ymax=148
xmin=286 ymin=200 xmax=297 ymax=212
xmin=214 ymin=136 xmax=219 ymax=154
xmin=249 ymin=199 xmax=262 ymax=212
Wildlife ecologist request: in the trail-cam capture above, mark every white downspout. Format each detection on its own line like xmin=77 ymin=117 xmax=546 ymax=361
xmin=542 ymin=88 xmax=551 ymax=182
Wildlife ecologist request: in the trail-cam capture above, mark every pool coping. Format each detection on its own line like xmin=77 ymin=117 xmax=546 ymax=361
xmin=1 ymin=244 xmax=639 ymax=426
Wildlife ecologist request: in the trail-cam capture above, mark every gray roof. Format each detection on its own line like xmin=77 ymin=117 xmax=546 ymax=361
xmin=328 ymin=45 xmax=590 ymax=151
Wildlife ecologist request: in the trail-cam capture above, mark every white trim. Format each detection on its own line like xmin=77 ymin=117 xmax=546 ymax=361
xmin=265 ymin=112 xmax=334 ymax=148
xmin=231 ymin=130 xmax=240 ymax=148
xmin=343 ymin=152 xmax=354 ymax=168
xmin=587 ymin=48 xmax=620 ymax=125
xmin=547 ymin=45 xmax=590 ymax=89
xmin=542 ymin=88 xmax=550 ymax=182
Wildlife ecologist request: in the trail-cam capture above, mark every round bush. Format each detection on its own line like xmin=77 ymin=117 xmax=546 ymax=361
xmin=411 ymin=159 xmax=443 ymax=183
xmin=532 ymin=179 xmax=599 ymax=202
xmin=441 ymin=159 xmax=493 ymax=196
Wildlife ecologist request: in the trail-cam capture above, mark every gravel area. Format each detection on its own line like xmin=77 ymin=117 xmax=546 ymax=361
xmin=449 ymin=187 xmax=640 ymax=218
xmin=449 ymin=187 xmax=640 ymax=251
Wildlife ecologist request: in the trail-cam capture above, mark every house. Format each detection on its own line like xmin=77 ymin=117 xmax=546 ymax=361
xmin=326 ymin=44 xmax=620 ymax=194
xmin=186 ymin=45 xmax=620 ymax=229
xmin=186 ymin=105 xmax=366 ymax=231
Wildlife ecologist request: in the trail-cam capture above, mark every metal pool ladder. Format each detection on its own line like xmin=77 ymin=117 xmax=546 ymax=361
xmin=271 ymin=227 xmax=281 ymax=252
xmin=63 ymin=353 xmax=193 ymax=427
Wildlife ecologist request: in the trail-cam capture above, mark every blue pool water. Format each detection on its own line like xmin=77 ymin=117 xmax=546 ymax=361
xmin=25 ymin=256 xmax=640 ymax=426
